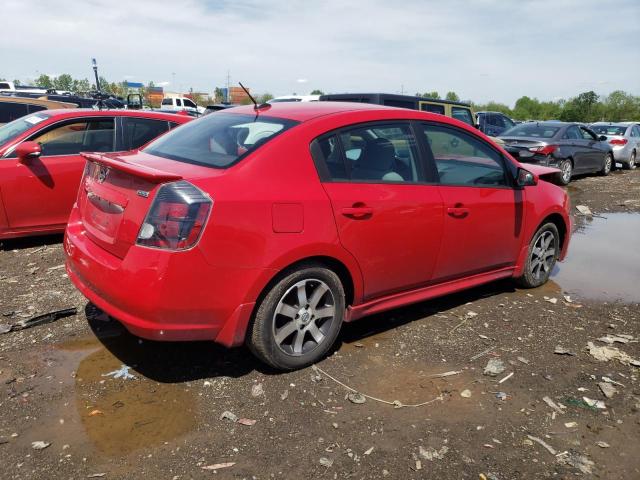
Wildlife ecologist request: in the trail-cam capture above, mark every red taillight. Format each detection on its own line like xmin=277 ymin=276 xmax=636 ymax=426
xmin=609 ymin=138 xmax=628 ymax=146
xmin=528 ymin=145 xmax=558 ymax=155
xmin=137 ymin=181 xmax=212 ymax=250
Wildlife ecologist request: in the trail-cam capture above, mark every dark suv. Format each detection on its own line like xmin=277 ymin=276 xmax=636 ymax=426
xmin=476 ymin=111 xmax=516 ymax=137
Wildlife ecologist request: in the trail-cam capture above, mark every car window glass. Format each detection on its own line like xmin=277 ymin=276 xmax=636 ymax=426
xmin=630 ymin=126 xmax=639 ymax=137
xmin=184 ymin=99 xmax=196 ymax=108
xmin=161 ymin=98 xmax=172 ymax=106
xmin=0 ymin=103 xmax=29 ymax=124
xmin=312 ymin=135 xmax=348 ymax=180
xmin=176 ymin=99 xmax=182 ymax=107
xmin=420 ymin=103 xmax=445 ymax=115
xmin=590 ymin=125 xmax=627 ymax=136
xmin=502 ymin=124 xmax=560 ymax=138
xmin=503 ymin=117 xmax=515 ymax=129
xmin=29 ymin=118 xmax=115 ymax=156
xmin=422 ymin=124 xmax=508 ymax=187
xmin=488 ymin=114 xmax=500 ymax=127
xmin=563 ymin=126 xmax=581 ymax=140
xmin=451 ymin=107 xmax=474 ymax=126
xmin=341 ymin=124 xmax=419 ymax=182
xmin=123 ymin=118 xmax=169 ymax=151
xmin=580 ymin=127 xmax=597 ymax=140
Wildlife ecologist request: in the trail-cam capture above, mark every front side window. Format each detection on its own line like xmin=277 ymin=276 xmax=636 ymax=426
xmin=422 ymin=124 xmax=508 ymax=187
xmin=564 ymin=126 xmax=582 ymax=140
xmin=451 ymin=107 xmax=474 ymax=126
xmin=123 ymin=118 xmax=169 ymax=151
xmin=313 ymin=123 xmax=420 ymax=183
xmin=503 ymin=116 xmax=515 ymax=129
xmin=580 ymin=127 xmax=597 ymax=140
xmin=183 ymin=99 xmax=196 ymax=108
xmin=144 ymin=113 xmax=298 ymax=168
xmin=28 ymin=118 xmax=115 ymax=156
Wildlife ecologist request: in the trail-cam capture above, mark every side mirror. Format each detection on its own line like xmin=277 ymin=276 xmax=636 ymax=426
xmin=16 ymin=141 xmax=42 ymax=162
xmin=599 ymin=135 xmax=607 ymax=142
xmin=516 ymin=168 xmax=537 ymax=187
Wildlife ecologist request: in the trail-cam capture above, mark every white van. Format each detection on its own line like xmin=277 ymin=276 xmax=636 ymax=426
xmin=160 ymin=96 xmax=205 ymax=114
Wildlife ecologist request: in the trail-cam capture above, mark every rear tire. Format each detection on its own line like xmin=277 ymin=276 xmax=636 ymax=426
xmin=515 ymin=223 xmax=560 ymax=289
xmin=248 ymin=264 xmax=345 ymax=370
xmin=625 ymin=150 xmax=636 ymax=170
xmin=600 ymin=153 xmax=613 ymax=176
xmin=557 ymin=159 xmax=572 ymax=185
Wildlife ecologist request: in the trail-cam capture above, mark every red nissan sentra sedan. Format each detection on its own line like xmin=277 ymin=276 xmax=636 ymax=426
xmin=0 ymin=109 xmax=192 ymax=240
xmin=64 ymin=102 xmax=571 ymax=370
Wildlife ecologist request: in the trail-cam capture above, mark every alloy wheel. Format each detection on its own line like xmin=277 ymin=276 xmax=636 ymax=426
xmin=604 ymin=155 xmax=612 ymax=174
xmin=272 ymin=279 xmax=336 ymax=356
xmin=630 ymin=152 xmax=636 ymax=169
xmin=561 ymin=161 xmax=572 ymax=183
xmin=530 ymin=231 xmax=556 ymax=281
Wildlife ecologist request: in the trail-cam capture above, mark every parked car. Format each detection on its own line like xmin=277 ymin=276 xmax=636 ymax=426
xmin=160 ymin=97 xmax=205 ymax=114
xmin=589 ymin=122 xmax=640 ymax=169
xmin=499 ymin=122 xmax=613 ymax=185
xmin=64 ymin=102 xmax=571 ymax=370
xmin=0 ymin=81 xmax=48 ymax=95
xmin=319 ymin=93 xmax=476 ymax=126
xmin=269 ymin=95 xmax=320 ymax=103
xmin=0 ymin=96 xmax=77 ymax=125
xmin=0 ymin=109 xmax=192 ymax=240
xmin=476 ymin=111 xmax=516 ymax=136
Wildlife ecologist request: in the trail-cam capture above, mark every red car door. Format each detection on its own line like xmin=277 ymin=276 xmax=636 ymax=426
xmin=312 ymin=122 xmax=444 ymax=300
xmin=418 ymin=123 xmax=524 ymax=281
xmin=2 ymin=118 xmax=115 ymax=231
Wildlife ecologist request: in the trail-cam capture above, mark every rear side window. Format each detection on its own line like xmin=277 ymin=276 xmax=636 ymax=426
xmin=421 ymin=124 xmax=508 ymax=187
xmin=563 ymin=126 xmax=582 ymax=140
xmin=0 ymin=103 xmax=29 ymax=124
xmin=176 ymin=99 xmax=182 ymax=107
xmin=451 ymin=107 xmax=474 ymax=126
xmin=144 ymin=113 xmax=298 ymax=168
xmin=123 ymin=117 xmax=169 ymax=151
xmin=421 ymin=103 xmax=445 ymax=115
xmin=28 ymin=118 xmax=115 ymax=156
xmin=312 ymin=123 xmax=421 ymax=183
xmin=161 ymin=98 xmax=172 ymax=106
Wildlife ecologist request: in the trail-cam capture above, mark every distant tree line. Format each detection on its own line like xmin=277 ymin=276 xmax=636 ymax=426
xmin=420 ymin=90 xmax=639 ymax=122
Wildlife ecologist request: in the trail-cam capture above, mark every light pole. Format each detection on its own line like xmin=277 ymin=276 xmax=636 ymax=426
xmin=92 ymin=58 xmax=100 ymax=92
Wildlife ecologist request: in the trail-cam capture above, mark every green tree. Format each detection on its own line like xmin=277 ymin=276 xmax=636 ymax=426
xmin=417 ymin=91 xmax=439 ymax=99
xmin=53 ymin=73 xmax=74 ymax=91
xmin=13 ymin=79 xmax=21 ymax=86
xmin=35 ymin=74 xmax=54 ymax=89
xmin=445 ymin=91 xmax=460 ymax=102
xmin=258 ymin=93 xmax=274 ymax=103
xmin=602 ymin=90 xmax=639 ymax=121
xmin=214 ymin=87 xmax=225 ymax=102
xmin=310 ymin=89 xmax=324 ymax=95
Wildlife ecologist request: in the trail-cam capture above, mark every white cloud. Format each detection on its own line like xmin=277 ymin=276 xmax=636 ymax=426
xmin=1 ymin=0 xmax=638 ymax=105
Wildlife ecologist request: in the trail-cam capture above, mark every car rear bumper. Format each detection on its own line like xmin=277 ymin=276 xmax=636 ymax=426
xmin=64 ymin=214 xmax=269 ymax=345
xmin=611 ymin=146 xmax=631 ymax=162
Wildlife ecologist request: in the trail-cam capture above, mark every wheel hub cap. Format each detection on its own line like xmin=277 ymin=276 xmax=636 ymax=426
xmin=530 ymin=231 xmax=556 ymax=280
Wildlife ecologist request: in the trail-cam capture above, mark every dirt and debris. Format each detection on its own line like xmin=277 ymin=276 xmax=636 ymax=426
xmin=0 ymin=169 xmax=639 ymax=478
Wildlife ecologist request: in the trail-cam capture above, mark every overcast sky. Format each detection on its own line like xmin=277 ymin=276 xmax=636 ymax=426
xmin=2 ymin=0 xmax=638 ymax=105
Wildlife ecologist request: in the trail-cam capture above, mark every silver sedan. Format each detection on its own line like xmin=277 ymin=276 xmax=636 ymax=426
xmin=589 ymin=122 xmax=640 ymax=169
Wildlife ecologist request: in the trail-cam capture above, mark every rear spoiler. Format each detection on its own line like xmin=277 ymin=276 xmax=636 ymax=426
xmin=81 ymin=153 xmax=182 ymax=183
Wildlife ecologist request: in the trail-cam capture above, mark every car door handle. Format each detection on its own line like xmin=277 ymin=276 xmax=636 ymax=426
xmin=341 ymin=206 xmax=373 ymax=219
xmin=447 ymin=206 xmax=469 ymax=218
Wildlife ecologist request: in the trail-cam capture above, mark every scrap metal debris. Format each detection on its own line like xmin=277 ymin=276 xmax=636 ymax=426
xmin=557 ymin=451 xmax=595 ymax=475
xmin=31 ymin=441 xmax=51 ymax=450
xmin=526 ymin=435 xmax=556 ymax=455
xmin=0 ymin=307 xmax=77 ymax=334
xmin=587 ymin=342 xmax=640 ymax=366
xmin=201 ymin=462 xmax=235 ymax=470
xmin=429 ymin=370 xmax=462 ymax=378
xmin=542 ymin=396 xmax=565 ymax=415
xmin=575 ymin=205 xmax=593 ymax=216
xmin=554 ymin=346 xmax=577 ymax=356
xmin=483 ymin=358 xmax=506 ymax=376
xmin=419 ymin=445 xmax=449 ymax=461
xmin=597 ymin=334 xmax=634 ymax=344
xmin=102 ymin=365 xmax=136 ymax=380
xmin=598 ymin=382 xmax=617 ymax=399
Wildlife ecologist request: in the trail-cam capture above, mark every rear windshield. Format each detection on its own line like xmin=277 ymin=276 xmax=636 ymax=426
xmin=144 ymin=113 xmax=298 ymax=168
xmin=0 ymin=112 xmax=49 ymax=147
xmin=590 ymin=125 xmax=627 ymax=136
xmin=501 ymin=124 xmax=560 ymax=138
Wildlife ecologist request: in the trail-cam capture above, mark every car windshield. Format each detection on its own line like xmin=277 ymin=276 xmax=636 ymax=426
xmin=590 ymin=125 xmax=627 ymax=136
xmin=0 ymin=112 xmax=49 ymax=146
xmin=144 ymin=113 xmax=299 ymax=168
xmin=501 ymin=124 xmax=560 ymax=138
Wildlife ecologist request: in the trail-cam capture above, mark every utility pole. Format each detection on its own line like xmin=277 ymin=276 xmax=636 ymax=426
xmin=400 ymin=84 xmax=405 ymax=95
xmin=226 ymin=70 xmax=231 ymax=103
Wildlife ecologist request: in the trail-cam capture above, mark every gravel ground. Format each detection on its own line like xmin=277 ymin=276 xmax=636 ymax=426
xmin=0 ymin=168 xmax=639 ymax=480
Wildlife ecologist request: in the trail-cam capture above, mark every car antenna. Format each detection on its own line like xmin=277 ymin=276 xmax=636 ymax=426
xmin=239 ymin=82 xmax=270 ymax=116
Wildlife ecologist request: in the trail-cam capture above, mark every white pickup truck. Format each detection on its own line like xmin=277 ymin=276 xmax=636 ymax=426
xmin=160 ymin=96 xmax=205 ymax=114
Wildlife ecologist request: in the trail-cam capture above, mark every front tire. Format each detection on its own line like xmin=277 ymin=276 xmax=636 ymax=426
xmin=515 ymin=223 xmax=560 ymax=288
xmin=557 ymin=159 xmax=572 ymax=185
xmin=248 ymin=265 xmax=345 ymax=370
xmin=600 ymin=153 xmax=613 ymax=176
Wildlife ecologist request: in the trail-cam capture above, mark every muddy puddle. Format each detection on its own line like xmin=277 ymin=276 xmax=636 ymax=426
xmin=49 ymin=333 xmax=198 ymax=457
xmin=552 ymin=212 xmax=640 ymax=303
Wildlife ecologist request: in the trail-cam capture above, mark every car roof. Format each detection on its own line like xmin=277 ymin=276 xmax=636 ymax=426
xmin=222 ymin=101 xmax=414 ymax=122
xmin=38 ymin=108 xmax=192 ymax=122
xmin=0 ymin=96 xmax=77 ymax=109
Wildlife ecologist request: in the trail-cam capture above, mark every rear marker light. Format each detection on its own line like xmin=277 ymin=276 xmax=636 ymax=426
xmin=528 ymin=145 xmax=558 ymax=156
xmin=136 ymin=181 xmax=212 ymax=250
